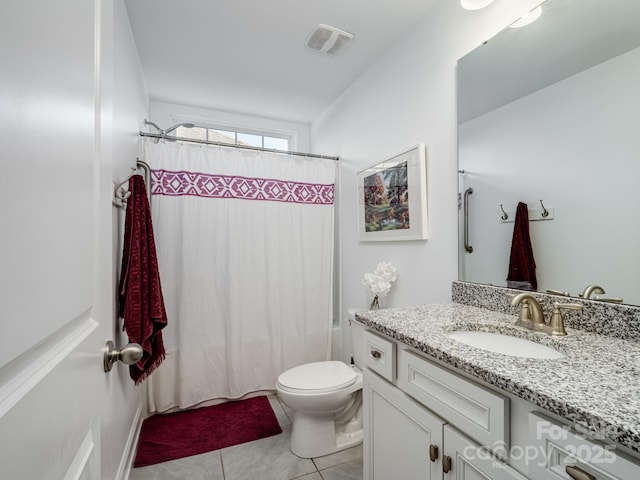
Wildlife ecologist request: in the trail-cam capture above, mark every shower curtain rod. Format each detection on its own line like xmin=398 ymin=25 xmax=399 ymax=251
xmin=138 ymin=132 xmax=339 ymax=161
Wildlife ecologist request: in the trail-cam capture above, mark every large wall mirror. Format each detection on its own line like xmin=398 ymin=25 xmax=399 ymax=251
xmin=457 ymin=0 xmax=640 ymax=305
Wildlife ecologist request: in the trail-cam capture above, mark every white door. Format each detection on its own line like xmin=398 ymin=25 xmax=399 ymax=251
xmin=1 ymin=1 xmax=113 ymax=478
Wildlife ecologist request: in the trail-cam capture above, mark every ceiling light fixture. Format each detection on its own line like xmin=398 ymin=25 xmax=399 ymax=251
xmin=509 ymin=5 xmax=543 ymax=28
xmin=460 ymin=0 xmax=495 ymax=11
xmin=305 ymin=24 xmax=354 ymax=55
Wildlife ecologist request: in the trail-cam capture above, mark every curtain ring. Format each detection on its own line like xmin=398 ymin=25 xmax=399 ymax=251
xmin=500 ymin=204 xmax=508 ymax=221
xmin=540 ymin=199 xmax=549 ymax=217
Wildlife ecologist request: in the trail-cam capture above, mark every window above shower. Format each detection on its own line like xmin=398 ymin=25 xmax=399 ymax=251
xmin=174 ymin=122 xmax=291 ymax=151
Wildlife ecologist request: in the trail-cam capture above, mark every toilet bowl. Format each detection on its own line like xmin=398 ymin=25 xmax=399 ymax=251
xmin=277 ymin=361 xmax=363 ymax=458
xmin=276 ymin=312 xmax=364 ymax=458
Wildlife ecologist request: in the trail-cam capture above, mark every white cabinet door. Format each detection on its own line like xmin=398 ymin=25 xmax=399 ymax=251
xmin=0 ymin=1 xmax=112 ymax=478
xmin=443 ymin=426 xmax=527 ymax=480
xmin=363 ymin=368 xmax=444 ymax=480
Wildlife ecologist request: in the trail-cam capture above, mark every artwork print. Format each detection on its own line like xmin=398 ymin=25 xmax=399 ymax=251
xmin=356 ymin=144 xmax=427 ymax=242
xmin=363 ymin=161 xmax=410 ymax=232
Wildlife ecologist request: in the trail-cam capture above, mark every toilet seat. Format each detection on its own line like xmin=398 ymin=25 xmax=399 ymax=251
xmin=277 ymin=361 xmax=357 ymax=394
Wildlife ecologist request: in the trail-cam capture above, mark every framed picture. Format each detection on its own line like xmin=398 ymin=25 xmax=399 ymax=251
xmin=356 ymin=144 xmax=428 ymax=242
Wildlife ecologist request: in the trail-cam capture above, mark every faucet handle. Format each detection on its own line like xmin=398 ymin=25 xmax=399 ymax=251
xmin=593 ymin=295 xmax=624 ymax=304
xmin=549 ymin=302 xmax=582 ymax=336
xmin=546 ymin=288 xmax=570 ymax=296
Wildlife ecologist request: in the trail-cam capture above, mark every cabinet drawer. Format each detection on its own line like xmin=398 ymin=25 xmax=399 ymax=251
xmin=397 ymin=348 xmax=509 ymax=453
xmin=528 ymin=412 xmax=640 ymax=479
xmin=363 ymin=330 xmax=396 ymax=382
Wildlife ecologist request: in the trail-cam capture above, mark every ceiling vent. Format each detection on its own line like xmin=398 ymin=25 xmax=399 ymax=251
xmin=305 ymin=24 xmax=354 ymax=55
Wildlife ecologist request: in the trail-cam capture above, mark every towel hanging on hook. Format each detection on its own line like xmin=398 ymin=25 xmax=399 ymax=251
xmin=506 ymin=202 xmax=537 ymax=291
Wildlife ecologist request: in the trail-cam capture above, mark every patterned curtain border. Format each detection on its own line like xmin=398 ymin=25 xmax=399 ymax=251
xmin=151 ymin=169 xmax=334 ymax=205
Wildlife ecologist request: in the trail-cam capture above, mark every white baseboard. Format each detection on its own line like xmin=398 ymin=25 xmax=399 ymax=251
xmin=115 ymin=403 xmax=144 ymax=480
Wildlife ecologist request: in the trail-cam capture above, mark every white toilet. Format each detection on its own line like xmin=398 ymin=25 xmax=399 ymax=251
xmin=276 ymin=311 xmax=364 ymax=458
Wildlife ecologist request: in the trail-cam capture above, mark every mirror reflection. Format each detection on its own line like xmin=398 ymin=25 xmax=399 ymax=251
xmin=457 ymin=0 xmax=640 ymax=305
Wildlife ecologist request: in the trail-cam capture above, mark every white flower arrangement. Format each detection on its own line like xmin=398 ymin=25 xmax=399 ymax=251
xmin=362 ymin=261 xmax=398 ymax=309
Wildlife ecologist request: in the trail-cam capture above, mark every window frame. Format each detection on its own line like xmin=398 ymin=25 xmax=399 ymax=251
xmin=171 ymin=118 xmax=294 ymax=151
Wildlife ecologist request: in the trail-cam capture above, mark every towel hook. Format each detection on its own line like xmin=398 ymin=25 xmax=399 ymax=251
xmin=540 ymin=200 xmax=549 ymax=218
xmin=499 ymin=204 xmax=509 ymax=221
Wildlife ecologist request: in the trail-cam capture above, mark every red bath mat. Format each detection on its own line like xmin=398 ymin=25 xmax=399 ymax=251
xmin=133 ymin=395 xmax=282 ymax=467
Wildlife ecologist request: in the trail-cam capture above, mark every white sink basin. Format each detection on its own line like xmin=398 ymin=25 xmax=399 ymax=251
xmin=447 ymin=331 xmax=565 ymax=359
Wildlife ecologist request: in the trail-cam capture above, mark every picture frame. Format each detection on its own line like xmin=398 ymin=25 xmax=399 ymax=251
xmin=356 ymin=144 xmax=428 ymax=242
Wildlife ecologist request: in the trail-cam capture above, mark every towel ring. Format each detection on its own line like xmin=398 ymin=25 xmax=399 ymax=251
xmin=499 ymin=204 xmax=509 ymax=221
xmin=540 ymin=200 xmax=549 ymax=218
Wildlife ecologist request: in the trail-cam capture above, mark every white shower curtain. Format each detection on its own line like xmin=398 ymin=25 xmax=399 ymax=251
xmin=143 ymin=140 xmax=336 ymax=413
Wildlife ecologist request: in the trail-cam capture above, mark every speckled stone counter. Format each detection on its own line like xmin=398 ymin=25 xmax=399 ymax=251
xmin=354 ymin=303 xmax=640 ymax=455
xmin=452 ymin=281 xmax=640 ymax=341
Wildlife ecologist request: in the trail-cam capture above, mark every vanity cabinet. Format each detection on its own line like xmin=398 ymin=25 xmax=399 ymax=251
xmin=355 ymin=296 xmax=640 ymax=480
xmin=362 ymin=329 xmax=524 ymax=480
xmin=364 ymin=367 xmax=526 ymax=480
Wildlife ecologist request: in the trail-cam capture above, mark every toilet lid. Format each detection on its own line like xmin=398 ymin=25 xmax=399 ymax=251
xmin=277 ymin=361 xmax=357 ymax=392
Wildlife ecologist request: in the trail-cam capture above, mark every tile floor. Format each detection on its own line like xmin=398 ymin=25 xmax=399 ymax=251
xmin=128 ymin=394 xmax=363 ymax=480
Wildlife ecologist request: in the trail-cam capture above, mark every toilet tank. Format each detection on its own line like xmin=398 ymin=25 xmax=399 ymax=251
xmin=347 ymin=308 xmax=365 ymax=368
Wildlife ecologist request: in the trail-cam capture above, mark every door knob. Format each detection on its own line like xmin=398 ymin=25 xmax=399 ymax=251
xmin=103 ymin=341 xmax=143 ymax=372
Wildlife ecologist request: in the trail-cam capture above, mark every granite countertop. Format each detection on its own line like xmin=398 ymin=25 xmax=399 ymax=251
xmin=354 ymin=303 xmax=640 ymax=455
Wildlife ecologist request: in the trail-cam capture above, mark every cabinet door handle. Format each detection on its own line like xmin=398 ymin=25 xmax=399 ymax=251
xmin=370 ymin=349 xmax=381 ymax=359
xmin=442 ymin=455 xmax=452 ymax=473
xmin=429 ymin=444 xmax=438 ymax=462
xmin=566 ymin=465 xmax=596 ymax=480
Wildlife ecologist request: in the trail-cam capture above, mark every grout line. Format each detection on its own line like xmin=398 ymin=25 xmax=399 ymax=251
xmin=219 ymin=450 xmax=226 ymax=480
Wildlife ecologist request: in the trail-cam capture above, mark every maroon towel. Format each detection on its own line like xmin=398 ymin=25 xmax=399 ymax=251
xmin=119 ymin=175 xmax=167 ymax=384
xmin=506 ymin=202 xmax=537 ymax=291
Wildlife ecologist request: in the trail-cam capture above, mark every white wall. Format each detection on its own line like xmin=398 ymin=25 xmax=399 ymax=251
xmin=310 ymin=0 xmax=541 ymax=361
xmin=102 ymin=1 xmax=150 ymax=478
xmin=149 ymin=101 xmax=311 ymax=152
xmin=459 ymin=46 xmax=640 ymax=304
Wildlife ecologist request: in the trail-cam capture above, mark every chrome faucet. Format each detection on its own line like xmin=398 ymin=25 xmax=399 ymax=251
xmin=511 ymin=292 xmax=582 ymax=336
xmin=580 ymin=284 xmax=605 ymax=299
